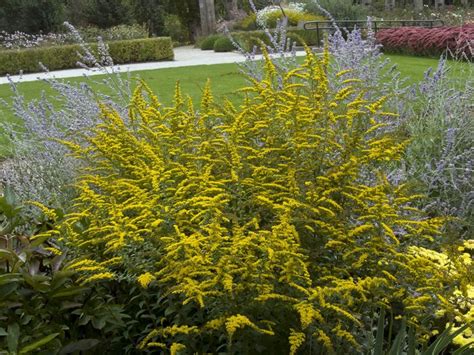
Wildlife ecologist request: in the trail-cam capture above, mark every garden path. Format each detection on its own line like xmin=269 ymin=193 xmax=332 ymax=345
xmin=0 ymin=46 xmax=307 ymax=85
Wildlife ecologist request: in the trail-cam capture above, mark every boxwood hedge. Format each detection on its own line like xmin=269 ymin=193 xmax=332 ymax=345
xmin=0 ymin=37 xmax=174 ymax=75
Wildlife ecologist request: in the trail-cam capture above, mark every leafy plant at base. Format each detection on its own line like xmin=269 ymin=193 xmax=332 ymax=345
xmin=0 ymin=189 xmax=128 ymax=354
xmin=49 ymin=47 xmax=472 ymax=353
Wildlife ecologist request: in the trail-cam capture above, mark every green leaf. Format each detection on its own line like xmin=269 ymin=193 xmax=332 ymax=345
xmin=373 ymin=307 xmax=385 ymax=355
xmin=91 ymin=317 xmax=106 ymax=330
xmin=50 ymin=286 xmax=89 ymax=299
xmin=7 ymin=323 xmax=20 ymax=353
xmin=0 ymin=273 xmax=22 ymax=286
xmin=0 ymin=249 xmax=15 ymax=262
xmin=388 ymin=318 xmax=406 ymax=355
xmin=0 ymin=328 xmax=7 ymax=336
xmin=22 ymin=274 xmax=50 ymax=293
xmin=407 ymin=325 xmax=416 ymax=355
xmin=452 ymin=340 xmax=474 ymax=355
xmin=423 ymin=323 xmax=471 ymax=355
xmin=0 ymin=282 xmax=19 ymax=299
xmin=19 ymin=333 xmax=59 ymax=354
xmin=59 ymin=339 xmax=100 ymax=354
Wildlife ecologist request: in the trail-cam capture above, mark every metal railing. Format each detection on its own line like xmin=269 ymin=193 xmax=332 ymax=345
xmin=302 ymin=19 xmax=445 ymax=46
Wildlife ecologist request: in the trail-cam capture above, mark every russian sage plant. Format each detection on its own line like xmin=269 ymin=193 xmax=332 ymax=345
xmin=400 ymin=59 xmax=474 ymax=237
xmin=0 ymin=23 xmax=132 ymax=212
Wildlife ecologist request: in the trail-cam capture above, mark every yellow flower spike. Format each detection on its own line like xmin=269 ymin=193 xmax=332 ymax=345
xmin=81 ymin=272 xmax=115 ymax=284
xmin=289 ymin=330 xmax=305 ymax=355
xmin=137 ymin=272 xmax=156 ymax=288
xmin=170 ymin=343 xmax=186 ymax=355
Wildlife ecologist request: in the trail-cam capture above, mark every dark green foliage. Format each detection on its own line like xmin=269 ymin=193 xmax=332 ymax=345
xmin=200 ymin=34 xmax=223 ymax=50
xmin=372 ymin=308 xmax=473 ymax=354
xmin=232 ymin=29 xmax=320 ymax=52
xmin=303 ymin=0 xmax=369 ymax=21
xmin=213 ymin=36 xmax=234 ymax=52
xmin=128 ymin=0 xmax=200 ymax=38
xmin=163 ymin=14 xmax=190 ymax=44
xmin=0 ymin=0 xmax=65 ymax=33
xmin=0 ymin=37 xmax=174 ymax=75
xmin=0 ymin=190 xmax=128 ymax=354
xmin=66 ymin=0 xmax=133 ymax=29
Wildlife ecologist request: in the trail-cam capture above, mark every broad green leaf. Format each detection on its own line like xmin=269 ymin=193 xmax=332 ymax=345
xmin=7 ymin=323 xmax=20 ymax=353
xmin=50 ymin=286 xmax=89 ymax=299
xmin=0 ymin=273 xmax=22 ymax=286
xmin=0 ymin=283 xmax=19 ymax=299
xmin=19 ymin=333 xmax=59 ymax=354
xmin=91 ymin=317 xmax=106 ymax=330
xmin=0 ymin=328 xmax=7 ymax=336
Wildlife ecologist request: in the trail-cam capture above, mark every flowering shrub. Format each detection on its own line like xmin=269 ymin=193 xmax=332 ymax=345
xmin=0 ymin=25 xmax=149 ymax=51
xmin=256 ymin=3 xmax=323 ymax=28
xmin=303 ymin=0 xmax=369 ymax=21
xmin=45 ymin=47 xmax=473 ymax=353
xmin=376 ymin=25 xmax=474 ymax=59
xmin=0 ymin=30 xmax=68 ymax=50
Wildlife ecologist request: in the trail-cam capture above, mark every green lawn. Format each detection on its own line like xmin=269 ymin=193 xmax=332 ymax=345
xmin=0 ymin=54 xmax=471 ymax=156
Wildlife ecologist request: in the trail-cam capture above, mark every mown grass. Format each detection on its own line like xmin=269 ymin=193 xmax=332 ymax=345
xmin=0 ymin=54 xmax=471 ymax=156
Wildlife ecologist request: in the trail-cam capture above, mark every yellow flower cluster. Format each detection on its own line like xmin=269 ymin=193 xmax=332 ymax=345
xmin=55 ymin=46 xmax=471 ymax=351
xmin=137 ymin=272 xmax=155 ymax=288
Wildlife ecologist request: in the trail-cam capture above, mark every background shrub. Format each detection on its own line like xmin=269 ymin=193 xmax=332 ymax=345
xmin=234 ymin=13 xmax=258 ymax=31
xmin=199 ymin=34 xmax=222 ymax=50
xmin=0 ymin=37 xmax=174 ymax=75
xmin=163 ymin=14 xmax=190 ymax=44
xmin=0 ymin=0 xmax=65 ymax=34
xmin=78 ymin=24 xmax=149 ymax=42
xmin=213 ymin=36 xmax=234 ymax=52
xmin=302 ymin=0 xmax=369 ymax=21
xmin=231 ymin=29 xmax=320 ymax=52
xmin=70 ymin=0 xmax=133 ymax=29
xmin=376 ymin=25 xmax=474 ymax=59
xmin=256 ymin=4 xmax=324 ymax=28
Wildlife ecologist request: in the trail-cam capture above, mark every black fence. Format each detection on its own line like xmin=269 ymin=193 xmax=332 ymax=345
xmin=302 ymin=19 xmax=445 ymax=46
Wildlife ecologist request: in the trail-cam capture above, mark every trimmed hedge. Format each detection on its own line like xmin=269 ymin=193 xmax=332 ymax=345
xmin=199 ymin=34 xmax=222 ymax=50
xmin=213 ymin=37 xmax=234 ymax=52
xmin=0 ymin=37 xmax=174 ymax=75
xmin=376 ymin=25 xmax=474 ymax=59
xmin=231 ymin=29 xmax=320 ymax=52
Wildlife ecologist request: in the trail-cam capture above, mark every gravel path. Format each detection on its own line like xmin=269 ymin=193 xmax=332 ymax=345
xmin=0 ymin=46 xmax=307 ymax=85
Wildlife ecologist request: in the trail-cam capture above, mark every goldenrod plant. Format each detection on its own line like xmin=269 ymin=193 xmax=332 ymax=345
xmin=46 ymin=47 xmax=472 ymax=353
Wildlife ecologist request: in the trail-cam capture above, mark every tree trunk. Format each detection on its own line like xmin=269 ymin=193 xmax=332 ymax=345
xmin=460 ymin=0 xmax=468 ymax=7
xmin=414 ymin=0 xmax=423 ymax=11
xmin=199 ymin=0 xmax=216 ymax=36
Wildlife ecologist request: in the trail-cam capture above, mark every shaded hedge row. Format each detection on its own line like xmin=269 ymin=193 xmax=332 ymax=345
xmin=0 ymin=37 xmax=174 ymax=75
